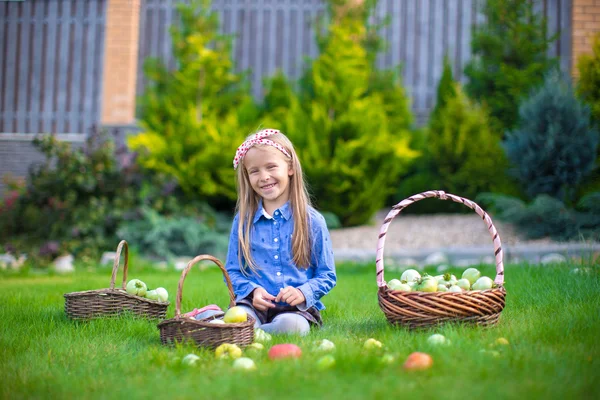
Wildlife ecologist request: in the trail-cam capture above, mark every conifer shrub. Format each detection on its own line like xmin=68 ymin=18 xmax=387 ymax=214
xmin=479 ymin=71 xmax=600 ymax=240
xmin=464 ymin=0 xmax=557 ymax=134
xmin=261 ymin=4 xmax=417 ymax=226
xmin=130 ymin=0 xmax=259 ymax=209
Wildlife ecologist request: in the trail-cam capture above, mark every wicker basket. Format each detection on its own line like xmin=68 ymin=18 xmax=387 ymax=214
xmin=377 ymin=190 xmax=507 ymax=329
xmin=64 ymin=240 xmax=169 ymax=320
xmin=157 ymin=255 xmax=255 ymax=349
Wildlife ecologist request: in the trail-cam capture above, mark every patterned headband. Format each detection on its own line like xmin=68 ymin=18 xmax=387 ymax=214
xmin=233 ymin=129 xmax=291 ymax=170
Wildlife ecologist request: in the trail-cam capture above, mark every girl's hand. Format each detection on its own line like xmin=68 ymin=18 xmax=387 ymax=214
xmin=275 ymin=286 xmax=306 ymax=307
xmin=252 ymin=287 xmax=276 ymax=311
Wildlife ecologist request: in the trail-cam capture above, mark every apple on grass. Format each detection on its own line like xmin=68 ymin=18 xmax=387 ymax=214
xmin=315 ymin=339 xmax=335 ymax=352
xmin=215 ymin=343 xmax=243 ymax=360
xmin=223 ymin=306 xmax=248 ymax=323
xmin=316 ymin=355 xmax=335 ymax=370
xmin=427 ymin=334 xmax=450 ymax=346
xmin=254 ymin=328 xmax=272 ymax=343
xmin=363 ymin=338 xmax=383 ymax=351
xmin=182 ymin=353 xmax=200 ymax=366
xmin=268 ymin=344 xmax=302 ymax=360
xmin=245 ymin=343 xmax=264 ymax=353
xmin=232 ymin=357 xmax=256 ymax=371
xmin=403 ymin=352 xmax=433 ymax=371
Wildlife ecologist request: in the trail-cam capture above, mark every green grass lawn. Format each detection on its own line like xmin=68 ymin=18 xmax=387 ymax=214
xmin=1 ymin=261 xmax=599 ymax=400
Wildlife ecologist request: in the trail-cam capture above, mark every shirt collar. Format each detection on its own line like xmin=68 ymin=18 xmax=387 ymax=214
xmin=253 ymin=200 xmax=292 ymax=223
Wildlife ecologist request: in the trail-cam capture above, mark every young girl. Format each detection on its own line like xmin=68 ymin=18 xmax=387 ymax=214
xmin=224 ymin=129 xmax=337 ymax=336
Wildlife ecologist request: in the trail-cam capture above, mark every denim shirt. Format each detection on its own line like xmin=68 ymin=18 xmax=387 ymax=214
xmin=225 ymin=201 xmax=336 ymax=311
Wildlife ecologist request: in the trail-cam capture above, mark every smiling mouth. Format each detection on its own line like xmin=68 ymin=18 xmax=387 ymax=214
xmin=261 ymin=183 xmax=276 ymax=190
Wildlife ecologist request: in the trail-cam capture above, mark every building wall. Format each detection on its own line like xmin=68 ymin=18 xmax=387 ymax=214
xmin=572 ymin=0 xmax=600 ymax=76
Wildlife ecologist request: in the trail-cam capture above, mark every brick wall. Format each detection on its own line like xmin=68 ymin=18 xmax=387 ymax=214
xmin=101 ymin=0 xmax=141 ymax=124
xmin=572 ymin=0 xmax=600 ymax=76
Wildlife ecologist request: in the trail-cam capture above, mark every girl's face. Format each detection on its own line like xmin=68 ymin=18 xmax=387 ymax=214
xmin=243 ymin=146 xmax=294 ymax=212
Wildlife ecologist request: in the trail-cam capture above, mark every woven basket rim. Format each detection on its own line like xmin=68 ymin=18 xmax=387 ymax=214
xmin=157 ymin=313 xmax=256 ymax=329
xmin=64 ymin=287 xmax=170 ymax=305
xmin=376 ymin=190 xmax=506 ymax=289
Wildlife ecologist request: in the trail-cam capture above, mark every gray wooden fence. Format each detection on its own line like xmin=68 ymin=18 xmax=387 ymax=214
xmin=0 ymin=0 xmax=107 ymax=135
xmin=137 ymin=0 xmax=572 ymax=121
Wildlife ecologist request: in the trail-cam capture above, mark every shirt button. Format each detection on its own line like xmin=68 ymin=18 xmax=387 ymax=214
xmin=274 ymin=238 xmax=278 ymax=242
xmin=274 ymin=255 xmax=279 ymax=259
xmin=275 ymin=211 xmax=279 ymax=215
xmin=274 ymin=221 xmax=277 ymax=225
xmin=276 ymin=272 xmax=281 ymax=276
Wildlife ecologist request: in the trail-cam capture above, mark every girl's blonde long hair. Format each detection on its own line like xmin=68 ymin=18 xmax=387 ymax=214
xmin=235 ymin=132 xmax=312 ymax=275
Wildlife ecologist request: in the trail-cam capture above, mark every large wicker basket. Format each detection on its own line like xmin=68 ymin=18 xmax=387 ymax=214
xmin=157 ymin=255 xmax=255 ymax=349
xmin=64 ymin=240 xmax=169 ymax=320
xmin=377 ymin=190 xmax=507 ymax=329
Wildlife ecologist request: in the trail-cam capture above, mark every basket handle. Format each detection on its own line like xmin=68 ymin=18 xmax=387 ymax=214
xmin=109 ymin=240 xmax=129 ymax=290
xmin=174 ymin=255 xmax=236 ymax=318
xmin=376 ymin=190 xmax=504 ymax=288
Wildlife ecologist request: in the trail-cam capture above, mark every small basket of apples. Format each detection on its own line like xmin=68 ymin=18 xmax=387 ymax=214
xmin=157 ymin=255 xmax=255 ymax=349
xmin=376 ymin=190 xmax=507 ymax=329
xmin=64 ymin=240 xmax=169 ymax=320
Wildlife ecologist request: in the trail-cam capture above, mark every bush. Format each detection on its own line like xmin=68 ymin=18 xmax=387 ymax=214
xmin=396 ymin=58 xmax=516 ymax=213
xmin=0 ymin=130 xmax=140 ymax=260
xmin=130 ymin=0 xmax=259 ymax=210
xmin=261 ymin=2 xmax=418 ymax=226
xmin=117 ymin=207 xmax=230 ymax=260
xmin=504 ymin=70 xmax=599 ymax=204
xmin=575 ymin=32 xmax=600 ymax=198
xmin=478 ymin=193 xmax=600 ymax=241
xmin=577 ymin=32 xmax=600 ymax=124
xmin=464 ymin=0 xmax=557 ymax=134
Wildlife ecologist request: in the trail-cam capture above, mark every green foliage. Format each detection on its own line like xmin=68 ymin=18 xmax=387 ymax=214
xmin=464 ymin=0 xmax=557 ymax=133
xmin=117 ymin=207 xmax=229 ymax=260
xmin=478 ymin=193 xmax=600 ymax=241
xmin=575 ymin=32 xmax=600 ymax=198
xmin=130 ymin=0 xmax=259 ymax=208
xmin=395 ymin=59 xmax=515 ymax=213
xmin=504 ymin=71 xmax=599 ymax=203
xmin=577 ymin=32 xmax=600 ymax=124
xmin=261 ymin=4 xmax=418 ymax=226
xmin=0 ymin=131 xmax=139 ymax=260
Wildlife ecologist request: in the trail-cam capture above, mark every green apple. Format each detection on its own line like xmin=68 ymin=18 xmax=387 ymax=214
xmin=155 ymin=287 xmax=169 ymax=302
xmin=462 ymin=268 xmax=481 ymax=285
xmin=427 ymin=334 xmax=450 ymax=346
xmin=232 ymin=357 xmax=256 ymax=371
xmin=472 ymin=276 xmax=494 ymax=290
xmin=254 ymin=328 xmax=272 ymax=343
xmin=145 ymin=290 xmax=158 ymax=300
xmin=215 ymin=343 xmax=243 ymax=359
xmin=223 ymin=306 xmax=248 ymax=323
xmin=380 ymin=354 xmax=395 ymax=365
xmin=364 ymin=338 xmax=383 ymax=350
xmin=316 ymin=355 xmax=335 ymax=370
xmin=182 ymin=353 xmax=200 ymax=366
xmin=126 ymin=279 xmax=147 ymax=297
xmin=456 ymin=278 xmax=471 ymax=291
xmin=245 ymin=343 xmax=264 ymax=353
xmin=388 ymin=279 xmax=412 ymax=291
xmin=315 ymin=339 xmax=335 ymax=352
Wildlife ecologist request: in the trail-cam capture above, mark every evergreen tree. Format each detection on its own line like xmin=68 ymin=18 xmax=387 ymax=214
xmin=577 ymin=32 xmax=600 ymax=124
xmin=464 ymin=0 xmax=557 ymax=134
xmin=130 ymin=0 xmax=258 ymax=207
xmin=261 ymin=0 xmax=417 ymax=226
xmin=504 ymin=71 xmax=599 ymax=203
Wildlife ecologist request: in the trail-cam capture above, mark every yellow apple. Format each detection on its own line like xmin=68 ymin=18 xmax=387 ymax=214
xmin=215 ymin=343 xmax=242 ymax=359
xmin=223 ymin=306 xmax=248 ymax=323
